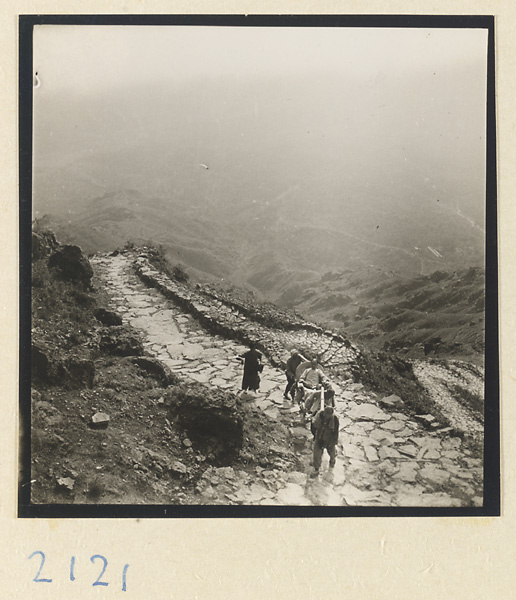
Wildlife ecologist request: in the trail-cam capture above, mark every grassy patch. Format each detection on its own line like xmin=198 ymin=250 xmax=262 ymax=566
xmin=32 ymin=259 xmax=96 ymax=331
xmin=447 ymin=383 xmax=484 ymax=420
xmin=141 ymin=243 xmax=190 ymax=284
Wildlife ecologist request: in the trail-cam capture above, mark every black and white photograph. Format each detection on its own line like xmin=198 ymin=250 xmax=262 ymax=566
xmin=22 ymin=18 xmax=497 ymax=513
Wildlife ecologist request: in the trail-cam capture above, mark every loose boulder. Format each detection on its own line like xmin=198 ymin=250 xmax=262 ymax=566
xmin=56 ymin=477 xmax=75 ymax=494
xmin=169 ymin=461 xmax=189 ymax=477
xmin=48 ymin=245 xmax=93 ymax=286
xmin=99 ymin=327 xmax=144 ymax=357
xmin=380 ymin=394 xmax=404 ymax=409
xmin=90 ymin=412 xmax=110 ymax=429
xmin=94 ymin=308 xmax=123 ymax=326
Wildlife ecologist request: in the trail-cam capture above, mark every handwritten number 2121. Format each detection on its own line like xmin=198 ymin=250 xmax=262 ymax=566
xmin=28 ymin=551 xmax=129 ymax=591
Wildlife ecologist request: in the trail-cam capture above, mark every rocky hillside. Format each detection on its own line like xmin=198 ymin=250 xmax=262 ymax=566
xmin=284 ymin=265 xmax=485 ymax=362
xmin=29 ymin=230 xmax=484 ymax=507
xmin=37 ymin=201 xmax=485 ymax=365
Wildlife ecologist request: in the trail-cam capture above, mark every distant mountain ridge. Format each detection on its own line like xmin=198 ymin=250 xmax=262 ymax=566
xmin=34 ymin=73 xmax=485 ymax=280
xmin=36 ymin=180 xmax=484 ymax=290
xmin=33 ymin=73 xmax=485 ymax=362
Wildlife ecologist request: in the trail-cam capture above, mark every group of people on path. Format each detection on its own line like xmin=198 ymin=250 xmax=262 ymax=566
xmin=238 ymin=345 xmax=339 ymax=478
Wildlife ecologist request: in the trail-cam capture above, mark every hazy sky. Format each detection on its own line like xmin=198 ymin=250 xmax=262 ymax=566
xmin=33 ymin=25 xmax=489 ymax=229
xmin=34 ymin=25 xmax=487 ymax=93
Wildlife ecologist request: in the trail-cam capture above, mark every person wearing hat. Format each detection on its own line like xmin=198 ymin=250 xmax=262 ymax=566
xmin=284 ymin=348 xmax=306 ymax=400
xmin=310 ymin=405 xmax=339 ymax=477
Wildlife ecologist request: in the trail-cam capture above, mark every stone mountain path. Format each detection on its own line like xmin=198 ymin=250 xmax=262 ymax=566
xmin=91 ymin=252 xmax=483 ymax=507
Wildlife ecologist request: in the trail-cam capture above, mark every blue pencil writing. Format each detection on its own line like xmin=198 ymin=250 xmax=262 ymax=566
xmin=28 ymin=551 xmax=52 ymax=583
xmin=90 ymin=554 xmax=109 ymax=587
xmin=122 ymin=563 xmax=129 ymax=592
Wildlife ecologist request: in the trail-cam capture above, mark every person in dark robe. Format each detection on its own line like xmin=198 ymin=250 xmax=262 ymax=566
xmin=240 ymin=344 xmax=263 ymax=392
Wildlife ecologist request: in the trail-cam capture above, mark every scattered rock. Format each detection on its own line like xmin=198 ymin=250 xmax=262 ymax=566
xmin=56 ymin=477 xmax=75 ymax=492
xmin=418 ymin=446 xmax=441 ymax=460
xmin=189 ymin=372 xmax=212 ymax=384
xmin=90 ymin=412 xmax=110 ymax=429
xmin=169 ymin=461 xmax=188 ymax=476
xmin=211 ymin=377 xmax=231 ymax=388
xmin=214 ymin=467 xmax=237 ymax=482
xmin=379 ymin=394 xmax=404 ymax=408
xmin=348 ymin=383 xmax=364 ymax=392
xmin=338 ymin=416 xmax=354 ymax=430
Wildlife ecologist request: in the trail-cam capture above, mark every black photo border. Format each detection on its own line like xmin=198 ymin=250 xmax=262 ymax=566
xmin=18 ymin=13 xmax=499 ymax=518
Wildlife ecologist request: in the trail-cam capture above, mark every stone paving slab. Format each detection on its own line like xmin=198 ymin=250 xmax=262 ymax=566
xmin=91 ymin=253 xmax=484 ymax=507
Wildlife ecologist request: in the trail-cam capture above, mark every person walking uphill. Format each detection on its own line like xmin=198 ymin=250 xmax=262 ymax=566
xmin=310 ymin=406 xmax=339 ymax=478
xmin=284 ymin=349 xmax=306 ymax=400
xmin=239 ymin=344 xmax=263 ymax=392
